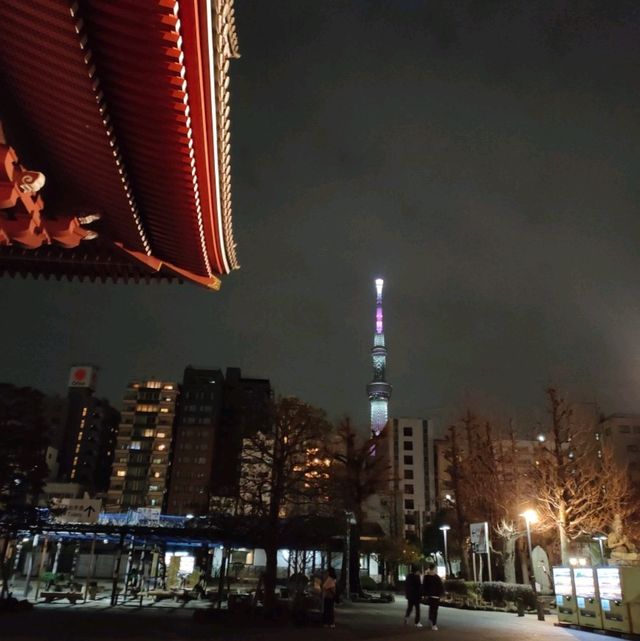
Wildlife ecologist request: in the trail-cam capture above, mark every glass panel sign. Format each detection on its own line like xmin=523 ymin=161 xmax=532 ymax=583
xmin=553 ymin=567 xmax=573 ymax=595
xmin=597 ymin=567 xmax=622 ymax=601
xmin=573 ymin=568 xmax=596 ymax=597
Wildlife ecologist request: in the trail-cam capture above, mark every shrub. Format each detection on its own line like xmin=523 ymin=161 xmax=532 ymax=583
xmin=464 ymin=581 xmax=480 ymax=596
xmin=444 ymin=579 xmax=468 ymax=596
xmin=513 ymin=584 xmax=537 ymax=610
xmin=360 ymin=575 xmax=379 ymax=591
xmin=480 ymin=582 xmax=536 ymax=609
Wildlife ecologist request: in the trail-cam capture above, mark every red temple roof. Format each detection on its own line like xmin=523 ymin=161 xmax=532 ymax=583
xmin=0 ymin=0 xmax=240 ymax=289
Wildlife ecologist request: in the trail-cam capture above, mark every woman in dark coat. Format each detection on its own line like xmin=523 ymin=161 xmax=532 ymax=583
xmin=422 ymin=563 xmax=444 ymax=630
xmin=404 ymin=565 xmax=423 ymax=627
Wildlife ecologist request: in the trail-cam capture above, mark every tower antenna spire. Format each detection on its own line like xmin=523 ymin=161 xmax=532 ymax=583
xmin=367 ymin=278 xmax=392 ymax=435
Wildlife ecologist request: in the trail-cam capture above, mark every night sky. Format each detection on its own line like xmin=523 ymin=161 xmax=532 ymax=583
xmin=1 ymin=1 xmax=640 ymax=430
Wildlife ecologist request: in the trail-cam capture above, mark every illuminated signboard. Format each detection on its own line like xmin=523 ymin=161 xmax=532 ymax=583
xmin=596 ymin=568 xmax=622 ymax=601
xmin=68 ymin=366 xmax=96 ymax=389
xmin=573 ymin=568 xmax=596 ymax=597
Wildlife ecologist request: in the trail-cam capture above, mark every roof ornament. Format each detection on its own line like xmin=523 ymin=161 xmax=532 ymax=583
xmin=15 ymin=170 xmax=45 ymax=194
xmin=0 ymin=139 xmax=100 ymax=249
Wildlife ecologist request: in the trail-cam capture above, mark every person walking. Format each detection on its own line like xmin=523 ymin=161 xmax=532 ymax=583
xmin=404 ymin=565 xmax=423 ymax=627
xmin=322 ymin=567 xmax=337 ymax=628
xmin=423 ymin=563 xmax=444 ymax=630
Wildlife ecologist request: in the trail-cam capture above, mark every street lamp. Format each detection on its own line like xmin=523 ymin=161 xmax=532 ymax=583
xmin=520 ymin=510 xmax=538 ymax=590
xmin=439 ymin=525 xmax=450 ymax=577
xmin=520 ymin=510 xmax=544 ymax=621
xmin=593 ymin=534 xmax=608 ymax=566
xmin=345 ymin=511 xmax=356 ymax=601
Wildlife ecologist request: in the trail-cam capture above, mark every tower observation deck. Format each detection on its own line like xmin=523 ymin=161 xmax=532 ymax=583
xmin=366 ymin=278 xmax=392 ymax=436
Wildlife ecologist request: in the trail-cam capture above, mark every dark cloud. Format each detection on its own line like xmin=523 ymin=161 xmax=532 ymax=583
xmin=1 ymin=1 xmax=640 ymax=429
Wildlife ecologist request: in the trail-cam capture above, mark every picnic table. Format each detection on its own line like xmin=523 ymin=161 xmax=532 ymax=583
xmin=146 ymin=589 xmax=174 ymax=602
xmin=40 ymin=591 xmax=83 ymax=604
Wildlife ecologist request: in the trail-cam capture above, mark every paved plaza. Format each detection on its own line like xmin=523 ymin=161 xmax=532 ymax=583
xmin=1 ymin=597 xmax=608 ymax=641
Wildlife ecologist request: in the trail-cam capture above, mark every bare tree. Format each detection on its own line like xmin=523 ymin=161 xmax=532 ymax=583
xmin=534 ymin=389 xmax=634 ymax=564
xmin=443 ymin=412 xmax=537 ymax=582
xmin=326 ymin=418 xmax=392 ymax=595
xmin=442 ymin=423 xmax=466 ymax=540
xmin=239 ymin=396 xmax=331 ymax=610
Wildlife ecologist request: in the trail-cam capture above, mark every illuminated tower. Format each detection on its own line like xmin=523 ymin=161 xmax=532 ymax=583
xmin=367 ymin=278 xmax=392 ymax=436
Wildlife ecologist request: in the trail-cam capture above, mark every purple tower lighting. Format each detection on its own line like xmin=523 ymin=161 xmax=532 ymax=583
xmin=367 ymin=278 xmax=392 ymax=436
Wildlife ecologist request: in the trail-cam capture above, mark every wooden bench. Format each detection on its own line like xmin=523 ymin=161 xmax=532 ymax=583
xmin=146 ymin=589 xmax=174 ymax=602
xmin=41 ymin=591 xmax=83 ymax=604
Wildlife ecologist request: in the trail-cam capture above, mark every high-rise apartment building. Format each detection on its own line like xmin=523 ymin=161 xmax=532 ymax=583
xmin=107 ymin=380 xmax=178 ymax=512
xmin=166 ymin=366 xmax=272 ymax=515
xmin=598 ymin=414 xmax=640 ymax=485
xmin=434 ymin=435 xmax=539 ymax=508
xmin=388 ymin=418 xmax=436 ymax=539
xmin=211 ymin=368 xmax=271 ymax=498
xmin=167 ymin=367 xmax=224 ymax=515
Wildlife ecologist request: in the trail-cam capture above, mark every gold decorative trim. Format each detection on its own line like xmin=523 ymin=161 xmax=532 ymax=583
xmin=214 ymin=0 xmax=240 ymax=271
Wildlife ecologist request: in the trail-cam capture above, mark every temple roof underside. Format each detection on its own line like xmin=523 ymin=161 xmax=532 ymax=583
xmin=0 ymin=0 xmax=240 ymax=290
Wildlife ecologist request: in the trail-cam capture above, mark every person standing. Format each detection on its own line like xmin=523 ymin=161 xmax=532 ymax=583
xmin=423 ymin=563 xmax=444 ymax=630
xmin=404 ymin=565 xmax=423 ymax=627
xmin=322 ymin=567 xmax=337 ymax=628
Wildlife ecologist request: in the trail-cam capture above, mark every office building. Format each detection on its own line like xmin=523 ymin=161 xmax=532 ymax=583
xmin=57 ymin=366 xmax=119 ymax=494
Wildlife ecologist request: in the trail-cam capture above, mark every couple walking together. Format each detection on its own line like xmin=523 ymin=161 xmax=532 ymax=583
xmin=405 ymin=564 xmax=444 ymax=630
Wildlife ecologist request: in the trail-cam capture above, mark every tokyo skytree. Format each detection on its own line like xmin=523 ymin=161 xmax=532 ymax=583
xmin=366 ymin=278 xmax=392 ymax=436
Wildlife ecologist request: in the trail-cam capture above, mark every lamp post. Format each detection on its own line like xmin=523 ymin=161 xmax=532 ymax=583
xmin=439 ymin=525 xmax=450 ymax=577
xmin=520 ymin=510 xmax=545 ymax=621
xmin=345 ymin=511 xmax=356 ymax=601
xmin=520 ymin=510 xmax=538 ymax=591
xmin=593 ymin=535 xmax=607 ymax=566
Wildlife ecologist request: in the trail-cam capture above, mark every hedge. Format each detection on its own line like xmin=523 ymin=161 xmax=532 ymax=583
xmin=479 ymin=582 xmax=536 ymax=609
xmin=444 ymin=579 xmax=474 ymax=596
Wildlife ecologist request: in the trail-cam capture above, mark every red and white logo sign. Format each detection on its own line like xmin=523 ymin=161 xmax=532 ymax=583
xmin=68 ymin=366 xmax=96 ymax=389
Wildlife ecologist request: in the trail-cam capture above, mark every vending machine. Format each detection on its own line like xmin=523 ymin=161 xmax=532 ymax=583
xmin=596 ymin=566 xmax=640 ymax=634
xmin=572 ymin=567 xmax=603 ymax=629
xmin=552 ymin=566 xmax=578 ymax=624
